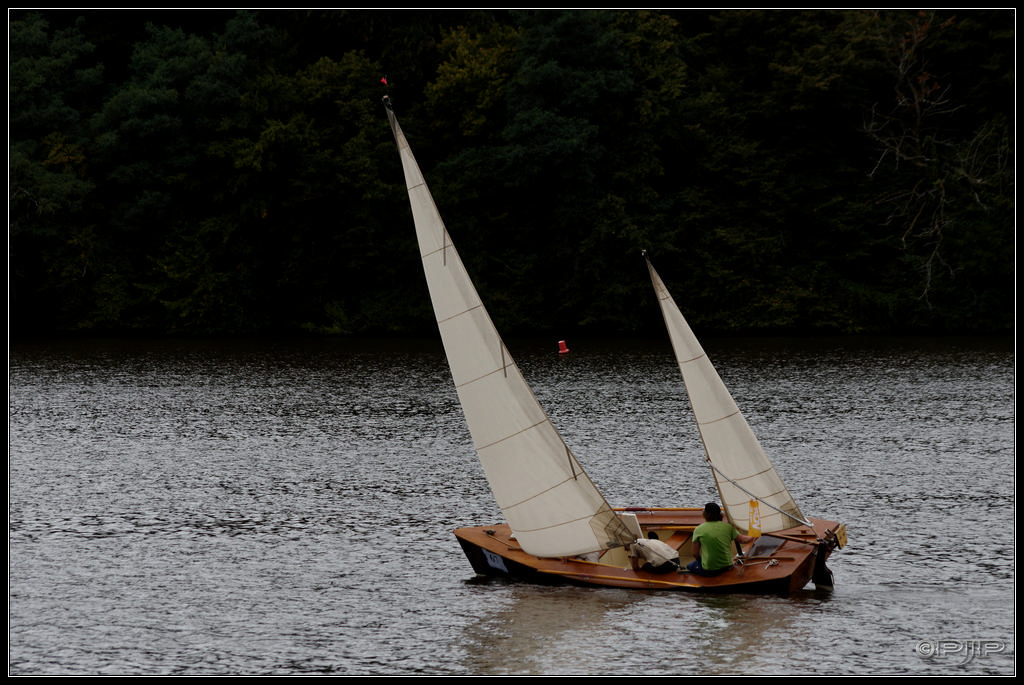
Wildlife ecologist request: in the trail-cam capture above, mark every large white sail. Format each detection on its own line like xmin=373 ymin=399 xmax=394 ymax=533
xmin=645 ymin=255 xmax=807 ymax=534
xmin=385 ymin=99 xmax=633 ymax=557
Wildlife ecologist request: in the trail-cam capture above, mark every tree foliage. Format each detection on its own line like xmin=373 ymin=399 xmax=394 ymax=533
xmin=9 ymin=9 xmax=1014 ymax=338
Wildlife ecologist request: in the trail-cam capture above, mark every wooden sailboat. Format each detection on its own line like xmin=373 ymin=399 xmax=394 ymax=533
xmin=384 ymin=96 xmax=845 ymax=593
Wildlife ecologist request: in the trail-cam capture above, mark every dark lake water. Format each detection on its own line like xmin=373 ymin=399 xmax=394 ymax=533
xmin=8 ymin=335 xmax=1015 ymax=675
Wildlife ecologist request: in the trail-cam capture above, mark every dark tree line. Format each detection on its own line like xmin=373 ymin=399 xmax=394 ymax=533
xmin=9 ymin=9 xmax=1014 ymax=338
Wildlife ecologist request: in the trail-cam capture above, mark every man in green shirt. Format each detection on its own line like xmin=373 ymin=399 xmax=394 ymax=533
xmin=684 ymin=502 xmax=754 ymax=576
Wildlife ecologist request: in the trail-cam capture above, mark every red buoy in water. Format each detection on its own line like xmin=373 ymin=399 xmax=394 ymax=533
xmin=558 ymin=340 xmax=570 ymax=355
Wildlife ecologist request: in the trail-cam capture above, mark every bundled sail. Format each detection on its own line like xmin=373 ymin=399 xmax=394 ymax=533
xmin=644 ymin=255 xmax=807 ymax=534
xmin=384 ymin=98 xmax=633 ymax=558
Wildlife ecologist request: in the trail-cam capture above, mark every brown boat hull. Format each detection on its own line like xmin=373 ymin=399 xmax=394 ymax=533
xmin=454 ymin=507 xmax=845 ymax=594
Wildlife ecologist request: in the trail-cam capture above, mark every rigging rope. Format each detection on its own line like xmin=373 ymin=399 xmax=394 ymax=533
xmin=705 ymin=459 xmax=814 ymax=529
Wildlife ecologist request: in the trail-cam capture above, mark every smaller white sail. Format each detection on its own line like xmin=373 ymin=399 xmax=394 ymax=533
xmin=385 ymin=98 xmax=634 ymax=557
xmin=645 ymin=255 xmax=807 ymax=533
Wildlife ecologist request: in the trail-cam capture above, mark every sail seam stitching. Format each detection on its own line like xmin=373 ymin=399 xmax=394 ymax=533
xmin=437 ymin=304 xmax=484 ymax=326
xmin=502 ymin=477 xmax=582 ymax=517
xmin=420 ymin=241 xmax=450 ymax=262
xmin=474 ymin=418 xmax=548 ymax=452
xmin=697 ymin=410 xmax=740 ymax=425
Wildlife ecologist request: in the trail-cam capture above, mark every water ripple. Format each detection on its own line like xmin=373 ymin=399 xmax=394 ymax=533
xmin=9 ymin=337 xmax=1015 ymax=675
